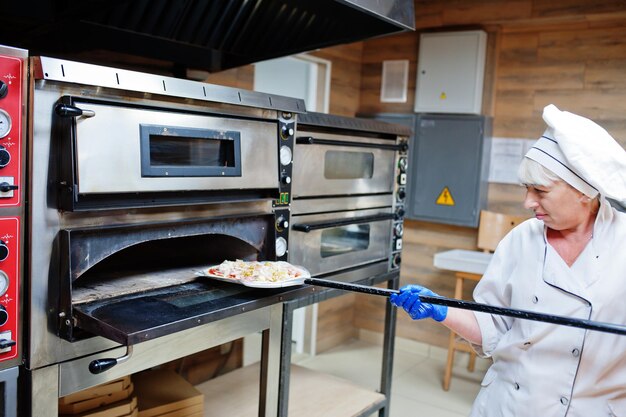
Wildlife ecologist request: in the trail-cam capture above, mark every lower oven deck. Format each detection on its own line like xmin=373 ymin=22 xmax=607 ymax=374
xmin=25 ymin=267 xmax=399 ymax=417
xmin=73 ymin=270 xmax=304 ymax=345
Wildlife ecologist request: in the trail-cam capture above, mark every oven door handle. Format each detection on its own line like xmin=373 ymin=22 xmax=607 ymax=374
xmin=296 ymin=136 xmax=407 ymax=152
xmin=55 ymin=103 xmax=96 ymax=118
xmin=292 ymin=212 xmax=395 ymax=233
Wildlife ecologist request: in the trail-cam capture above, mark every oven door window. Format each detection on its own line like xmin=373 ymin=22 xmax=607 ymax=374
xmin=320 ymin=224 xmax=370 ymax=258
xmin=140 ymin=125 xmax=242 ymax=177
xmin=324 ymin=151 xmax=374 ymax=179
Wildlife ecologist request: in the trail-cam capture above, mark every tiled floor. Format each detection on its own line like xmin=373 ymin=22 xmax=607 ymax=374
xmin=293 ymin=337 xmax=490 ymax=417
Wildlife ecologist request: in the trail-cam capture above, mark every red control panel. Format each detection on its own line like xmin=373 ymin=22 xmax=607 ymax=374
xmin=0 ymin=54 xmax=23 ymax=206
xmin=0 ymin=217 xmax=19 ymax=361
xmin=0 ymin=50 xmax=25 ymax=366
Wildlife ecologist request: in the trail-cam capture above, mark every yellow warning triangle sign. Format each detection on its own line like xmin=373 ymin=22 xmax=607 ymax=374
xmin=436 ymin=186 xmax=455 ymax=206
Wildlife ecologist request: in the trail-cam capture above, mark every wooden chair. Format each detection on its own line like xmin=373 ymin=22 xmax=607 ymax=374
xmin=442 ymin=210 xmax=527 ymax=391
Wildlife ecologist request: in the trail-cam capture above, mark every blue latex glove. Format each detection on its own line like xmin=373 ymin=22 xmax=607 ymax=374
xmin=390 ymin=285 xmax=448 ymax=322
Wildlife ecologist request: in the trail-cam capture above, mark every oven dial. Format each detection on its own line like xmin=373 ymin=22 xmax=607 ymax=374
xmin=0 ymin=306 xmax=7 ymax=327
xmin=397 ymin=187 xmax=406 ymax=202
xmin=276 ymin=215 xmax=289 ymax=232
xmin=275 ymin=237 xmax=288 ymax=258
xmin=281 ymin=174 xmax=291 ymax=185
xmin=0 ymin=109 xmax=11 ymax=138
xmin=394 ymin=223 xmax=404 ymax=238
xmin=392 ymin=253 xmax=402 ymax=268
xmin=0 ymin=241 xmax=7 ymax=262
xmin=0 ymin=271 xmax=8 ymax=296
xmin=281 ymin=125 xmax=294 ymax=139
xmin=280 ymin=145 xmax=292 ymax=166
xmin=398 ymin=157 xmax=408 ymax=173
xmin=0 ymin=146 xmax=10 ymax=167
xmin=0 ymin=81 xmax=8 ymax=99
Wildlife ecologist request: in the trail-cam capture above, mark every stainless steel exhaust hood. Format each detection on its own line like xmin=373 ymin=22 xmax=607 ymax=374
xmin=1 ymin=0 xmax=414 ymax=73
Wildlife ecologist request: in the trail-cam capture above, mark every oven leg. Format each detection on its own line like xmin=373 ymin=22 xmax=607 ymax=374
xmin=259 ymin=303 xmax=283 ymax=417
xmin=379 ymin=275 xmax=399 ymax=417
xmin=24 ymin=364 xmax=59 ymax=417
xmin=277 ymin=301 xmax=295 ymax=417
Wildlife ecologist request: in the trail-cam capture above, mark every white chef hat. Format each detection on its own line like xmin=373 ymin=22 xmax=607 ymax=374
xmin=524 ymin=104 xmax=626 ymax=207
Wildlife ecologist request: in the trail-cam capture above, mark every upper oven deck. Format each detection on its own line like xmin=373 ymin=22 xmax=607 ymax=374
xmin=31 ymin=56 xmax=305 ymax=211
xmin=293 ymin=112 xmax=411 ymax=200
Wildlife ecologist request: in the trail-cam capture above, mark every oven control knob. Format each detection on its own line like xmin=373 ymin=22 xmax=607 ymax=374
xmin=276 ymin=216 xmax=289 ymax=232
xmin=395 ymin=207 xmax=405 ymax=220
xmin=398 ymin=157 xmax=408 ymax=173
xmin=394 ymin=223 xmax=404 ymax=238
xmin=281 ymin=125 xmax=294 ymax=139
xmin=0 ymin=305 xmax=7 ymax=326
xmin=0 ymin=81 xmax=7 ymax=99
xmin=392 ymin=254 xmax=402 ymax=268
xmin=281 ymin=174 xmax=291 ymax=185
xmin=0 ymin=241 xmax=8 ymax=262
xmin=0 ymin=146 xmax=10 ymax=168
xmin=397 ymin=188 xmax=406 ymax=201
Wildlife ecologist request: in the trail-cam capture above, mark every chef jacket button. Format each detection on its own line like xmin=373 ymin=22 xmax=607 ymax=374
xmin=532 ymin=296 xmax=539 ymax=304
xmin=572 ymin=348 xmax=580 ymax=357
xmin=560 ymin=397 xmax=569 ymax=405
xmin=514 ymin=382 xmax=520 ymax=390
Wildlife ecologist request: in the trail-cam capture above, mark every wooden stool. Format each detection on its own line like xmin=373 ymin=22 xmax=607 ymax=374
xmin=443 ymin=271 xmax=481 ymax=391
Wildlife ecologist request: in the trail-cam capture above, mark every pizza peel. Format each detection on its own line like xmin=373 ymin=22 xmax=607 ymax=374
xmin=303 ymin=277 xmax=626 ymax=336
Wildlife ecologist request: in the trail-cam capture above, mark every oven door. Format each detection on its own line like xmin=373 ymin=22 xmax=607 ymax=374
xmin=292 ymin=130 xmax=399 ymax=198
xmin=54 ymin=96 xmax=279 ymax=208
xmin=289 ymin=207 xmax=394 ymax=276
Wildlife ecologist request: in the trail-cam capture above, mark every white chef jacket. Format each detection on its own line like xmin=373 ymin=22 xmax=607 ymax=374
xmin=470 ymin=199 xmax=626 ymax=417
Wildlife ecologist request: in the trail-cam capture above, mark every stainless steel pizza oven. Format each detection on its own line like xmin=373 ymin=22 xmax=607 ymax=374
xmin=27 ymin=56 xmax=304 ymax=376
xmin=289 ymin=112 xmax=410 ymax=280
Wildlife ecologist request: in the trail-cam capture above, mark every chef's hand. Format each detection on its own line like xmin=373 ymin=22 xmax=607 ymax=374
xmin=390 ymin=285 xmax=448 ymax=322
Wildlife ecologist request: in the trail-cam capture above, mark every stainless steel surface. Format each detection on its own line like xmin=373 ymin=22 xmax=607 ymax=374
xmin=73 ymin=101 xmax=278 ymax=194
xmin=29 ymin=365 xmax=59 ymax=417
xmin=291 ymin=194 xmax=393 ymax=214
xmin=0 ymin=367 xmax=18 ymax=417
xmin=27 ymin=58 xmax=286 ymax=368
xmin=37 ymin=57 xmax=305 ymax=113
xmin=289 ymin=207 xmax=393 ymax=276
xmin=28 ymin=103 xmax=276 ymax=365
xmin=259 ymin=303 xmax=283 ymax=417
xmin=293 ymin=130 xmax=396 ymax=198
xmin=58 ymin=308 xmax=270 ymax=396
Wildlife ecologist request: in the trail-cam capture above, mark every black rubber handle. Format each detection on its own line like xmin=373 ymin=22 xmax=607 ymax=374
xmin=88 ymin=358 xmax=118 ymax=374
xmin=296 ymin=136 xmax=404 ymax=151
xmin=292 ymin=213 xmax=395 ymax=233
xmin=54 ymin=103 xmax=95 ymax=118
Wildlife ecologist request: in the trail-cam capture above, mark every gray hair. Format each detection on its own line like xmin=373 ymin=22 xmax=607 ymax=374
xmin=517 ymin=157 xmax=561 ymax=186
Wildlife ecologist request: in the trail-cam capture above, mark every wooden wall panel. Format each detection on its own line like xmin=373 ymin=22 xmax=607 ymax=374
xmin=316 ymin=294 xmax=359 ymax=353
xmin=311 ymin=42 xmax=365 ymax=116
xmin=203 ymin=67 xmax=254 ymax=90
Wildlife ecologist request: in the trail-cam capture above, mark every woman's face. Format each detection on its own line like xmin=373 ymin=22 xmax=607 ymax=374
xmin=523 ymin=180 xmax=591 ymax=231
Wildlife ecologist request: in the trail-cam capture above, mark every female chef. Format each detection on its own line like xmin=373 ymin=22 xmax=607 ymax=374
xmin=391 ymin=104 xmax=626 ymax=417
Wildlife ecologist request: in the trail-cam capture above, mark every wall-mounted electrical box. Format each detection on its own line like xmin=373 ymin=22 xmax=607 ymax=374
xmin=365 ymin=113 xmax=491 ymax=228
xmin=414 ymin=30 xmax=487 ymax=114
